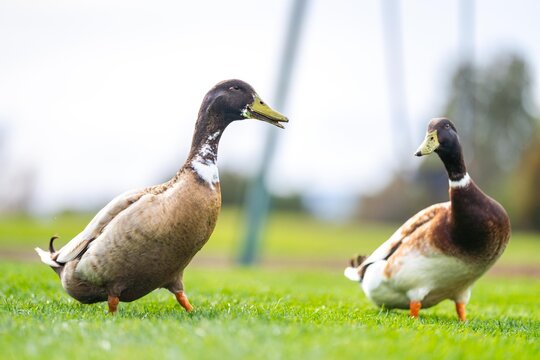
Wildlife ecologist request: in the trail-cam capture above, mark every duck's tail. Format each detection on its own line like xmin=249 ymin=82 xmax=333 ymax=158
xmin=35 ymin=236 xmax=63 ymax=274
xmin=343 ymin=255 xmax=367 ymax=282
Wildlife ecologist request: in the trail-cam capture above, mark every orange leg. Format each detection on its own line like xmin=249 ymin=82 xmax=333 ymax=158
xmin=409 ymin=301 xmax=421 ymax=319
xmin=174 ymin=291 xmax=193 ymax=312
xmin=108 ymin=295 xmax=120 ymax=314
xmin=455 ymin=302 xmax=467 ymax=321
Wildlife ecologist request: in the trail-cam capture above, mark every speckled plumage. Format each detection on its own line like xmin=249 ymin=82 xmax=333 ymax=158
xmin=35 ymin=79 xmax=288 ymax=312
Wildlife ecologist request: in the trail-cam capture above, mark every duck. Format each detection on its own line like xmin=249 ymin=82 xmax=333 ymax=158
xmin=344 ymin=118 xmax=510 ymax=321
xmin=35 ymin=79 xmax=288 ymax=313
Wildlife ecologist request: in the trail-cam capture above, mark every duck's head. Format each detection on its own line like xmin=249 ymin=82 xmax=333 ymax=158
xmin=414 ymin=118 xmax=460 ymax=157
xmin=200 ymin=79 xmax=289 ymax=129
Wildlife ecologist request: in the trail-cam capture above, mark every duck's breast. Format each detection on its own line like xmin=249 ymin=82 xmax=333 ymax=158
xmin=449 ymin=184 xmax=511 ymax=262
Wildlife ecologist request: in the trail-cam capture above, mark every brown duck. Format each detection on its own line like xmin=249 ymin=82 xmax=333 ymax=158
xmin=344 ymin=118 xmax=510 ymax=321
xmin=35 ymin=79 xmax=288 ymax=313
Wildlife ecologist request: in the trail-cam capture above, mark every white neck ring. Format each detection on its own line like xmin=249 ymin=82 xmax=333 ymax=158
xmin=449 ymin=173 xmax=471 ymax=189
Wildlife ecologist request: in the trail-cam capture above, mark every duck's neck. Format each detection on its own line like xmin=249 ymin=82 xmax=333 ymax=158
xmin=439 ymin=145 xmax=475 ymax=210
xmin=182 ymin=113 xmax=226 ymax=188
xmin=437 ymin=144 xmax=468 ymax=183
xmin=441 ymin=145 xmax=486 ymax=251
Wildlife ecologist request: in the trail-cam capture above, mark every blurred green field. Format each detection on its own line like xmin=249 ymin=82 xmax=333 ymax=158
xmin=1 ymin=208 xmax=540 ymax=266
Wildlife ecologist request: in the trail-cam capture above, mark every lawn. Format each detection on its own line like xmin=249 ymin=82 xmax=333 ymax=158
xmin=1 ymin=209 xmax=539 ymax=359
xmin=1 ymin=263 xmax=539 ymax=360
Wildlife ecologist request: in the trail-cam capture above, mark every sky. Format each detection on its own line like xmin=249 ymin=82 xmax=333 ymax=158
xmin=1 ymin=0 xmax=539 ymax=215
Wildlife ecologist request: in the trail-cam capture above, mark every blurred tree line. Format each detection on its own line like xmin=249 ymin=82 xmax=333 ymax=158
xmin=358 ymin=52 xmax=540 ymax=231
xmin=219 ymin=171 xmax=305 ymax=212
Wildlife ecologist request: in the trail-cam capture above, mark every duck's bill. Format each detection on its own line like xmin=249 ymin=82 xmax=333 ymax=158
xmin=245 ymin=95 xmax=289 ymax=129
xmin=414 ymin=130 xmax=439 ymax=156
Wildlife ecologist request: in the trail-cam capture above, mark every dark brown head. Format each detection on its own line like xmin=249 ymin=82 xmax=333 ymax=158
xmin=198 ymin=79 xmax=288 ymax=129
xmin=414 ymin=118 xmax=460 ymax=157
xmin=415 ymin=117 xmax=467 ymax=181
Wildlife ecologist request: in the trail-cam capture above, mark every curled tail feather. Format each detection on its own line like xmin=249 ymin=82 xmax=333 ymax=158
xmin=49 ymin=236 xmax=58 ymax=253
xmin=349 ymin=254 xmax=367 ymax=268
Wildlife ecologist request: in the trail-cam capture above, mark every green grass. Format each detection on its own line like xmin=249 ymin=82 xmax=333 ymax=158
xmin=1 ymin=210 xmax=539 ymax=359
xmin=2 ymin=208 xmax=540 ymax=265
xmin=1 ymin=262 xmax=539 ymax=360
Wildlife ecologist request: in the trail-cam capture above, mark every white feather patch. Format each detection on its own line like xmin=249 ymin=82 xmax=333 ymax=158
xmin=344 ymin=266 xmax=361 ymax=281
xmin=449 ymin=173 xmax=471 ymax=189
xmin=191 ymin=160 xmax=219 ymax=188
xmin=208 ymin=131 xmax=220 ymax=141
xmin=35 ymin=247 xmax=61 ymax=267
xmin=191 ymin=132 xmax=221 ymax=189
xmin=362 ymin=252 xmax=475 ymax=309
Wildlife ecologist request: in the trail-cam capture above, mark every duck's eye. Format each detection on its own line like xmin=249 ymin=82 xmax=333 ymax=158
xmin=229 ymin=86 xmax=240 ymax=91
xmin=444 ymin=123 xmax=450 ymax=129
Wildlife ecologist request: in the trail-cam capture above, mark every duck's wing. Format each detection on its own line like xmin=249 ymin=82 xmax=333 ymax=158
xmin=42 ymin=189 xmax=148 ymax=265
xmin=345 ymin=202 xmax=449 ymax=281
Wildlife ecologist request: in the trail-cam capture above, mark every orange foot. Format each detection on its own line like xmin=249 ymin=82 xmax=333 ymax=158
xmin=409 ymin=301 xmax=421 ymax=319
xmin=175 ymin=291 xmax=193 ymax=312
xmin=108 ymin=295 xmax=120 ymax=314
xmin=455 ymin=302 xmax=467 ymax=321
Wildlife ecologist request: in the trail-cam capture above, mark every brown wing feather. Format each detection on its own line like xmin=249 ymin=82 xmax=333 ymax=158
xmin=356 ymin=202 xmax=450 ymax=280
xmin=383 ymin=203 xmax=451 ymax=278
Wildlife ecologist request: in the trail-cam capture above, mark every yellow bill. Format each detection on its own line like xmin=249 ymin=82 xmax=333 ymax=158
xmin=415 ymin=130 xmax=439 ymax=156
xmin=244 ymin=95 xmax=289 ymax=129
